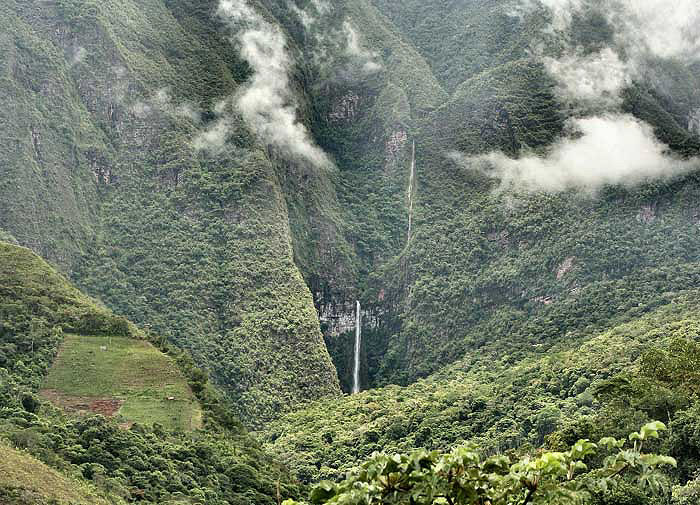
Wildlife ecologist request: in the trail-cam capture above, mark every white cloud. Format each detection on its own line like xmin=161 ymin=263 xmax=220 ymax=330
xmin=131 ymin=88 xmax=202 ymax=123
xmin=342 ymin=21 xmax=382 ymax=74
xmin=466 ymin=0 xmax=699 ymax=193
xmin=154 ymin=88 xmax=202 ymax=122
xmin=612 ymin=0 xmax=700 ymax=61
xmin=524 ymin=0 xmax=700 ymax=106
xmin=456 ymin=115 xmax=698 ymax=193
xmin=289 ymin=3 xmax=314 ymax=29
xmin=212 ymin=0 xmax=331 ymax=167
xmin=543 ymin=48 xmax=630 ymax=106
xmin=193 ymin=117 xmax=231 ymax=152
xmin=537 ymin=0 xmax=584 ymax=32
xmin=529 ymin=0 xmax=700 ymax=60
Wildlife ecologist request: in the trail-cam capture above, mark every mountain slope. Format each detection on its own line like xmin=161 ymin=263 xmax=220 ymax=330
xmin=0 ymin=240 xmax=303 ymax=504
xmin=261 ymin=290 xmax=700 ymax=482
xmin=370 ymin=0 xmax=533 ymax=92
xmin=0 ymin=0 xmax=341 ymax=424
xmin=3 ymin=4 xmax=700 ymax=498
xmin=0 ymin=441 xmax=120 ymax=505
xmin=41 ymin=334 xmax=202 ymax=430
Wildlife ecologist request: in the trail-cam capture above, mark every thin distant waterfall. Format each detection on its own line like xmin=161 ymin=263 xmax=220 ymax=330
xmin=352 ymin=300 xmax=362 ymax=394
xmin=407 ymin=140 xmax=416 ymax=243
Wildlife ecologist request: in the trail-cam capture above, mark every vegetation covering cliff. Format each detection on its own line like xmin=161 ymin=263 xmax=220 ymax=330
xmin=3 ymin=0 xmax=700 ymax=503
xmin=0 ymin=241 xmax=302 ymax=504
xmin=0 ymin=0 xmax=341 ymax=424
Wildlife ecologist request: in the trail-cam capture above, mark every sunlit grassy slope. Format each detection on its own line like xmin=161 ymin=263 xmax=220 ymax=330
xmin=0 ymin=441 xmax=120 ymax=505
xmin=42 ymin=334 xmax=202 ymax=431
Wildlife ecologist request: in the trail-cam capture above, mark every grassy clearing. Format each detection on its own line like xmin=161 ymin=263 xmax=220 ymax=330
xmin=0 ymin=441 xmax=119 ymax=505
xmin=42 ymin=335 xmax=202 ymax=431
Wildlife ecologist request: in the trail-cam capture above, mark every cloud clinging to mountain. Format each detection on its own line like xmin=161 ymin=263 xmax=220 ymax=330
xmin=195 ymin=0 xmax=330 ymax=168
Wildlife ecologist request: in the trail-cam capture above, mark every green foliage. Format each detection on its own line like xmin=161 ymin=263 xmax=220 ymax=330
xmin=0 ymin=242 xmax=134 ymax=400
xmin=0 ymin=0 xmax=341 ymax=426
xmin=285 ymin=423 xmax=674 ymax=505
xmin=0 ymin=440 xmax=119 ymax=505
xmin=263 ymin=296 xmax=700 ymax=483
xmin=370 ymin=0 xmax=534 ymax=92
xmin=639 ymin=338 xmax=700 ymax=395
xmin=672 ymin=477 xmax=700 ymax=505
xmin=1 ymin=411 xmax=302 ymax=505
xmin=0 ymin=241 xmax=301 ymax=504
xmin=4 ymin=4 xmax=700 ymax=505
xmin=0 ymin=232 xmax=18 ymax=245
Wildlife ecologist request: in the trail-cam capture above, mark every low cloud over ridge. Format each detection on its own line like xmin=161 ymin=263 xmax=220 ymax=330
xmin=195 ymin=0 xmax=330 ymax=168
xmin=460 ymin=0 xmax=700 ymax=194
xmin=455 ymin=115 xmax=698 ymax=193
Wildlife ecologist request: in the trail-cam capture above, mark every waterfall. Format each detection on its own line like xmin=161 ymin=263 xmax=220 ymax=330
xmin=352 ymin=300 xmax=362 ymax=394
xmin=407 ymin=140 xmax=416 ymax=243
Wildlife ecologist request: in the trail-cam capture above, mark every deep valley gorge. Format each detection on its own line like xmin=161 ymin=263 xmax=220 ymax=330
xmin=2 ymin=0 xmax=700 ymax=504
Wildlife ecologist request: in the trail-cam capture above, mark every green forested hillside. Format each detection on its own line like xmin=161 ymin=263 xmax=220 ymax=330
xmin=261 ymin=293 xmax=700 ymax=481
xmin=3 ymin=0 xmax=700 ymax=503
xmin=370 ymin=0 xmax=534 ymax=91
xmin=0 ymin=241 xmax=302 ymax=504
xmin=0 ymin=0 xmax=341 ymax=425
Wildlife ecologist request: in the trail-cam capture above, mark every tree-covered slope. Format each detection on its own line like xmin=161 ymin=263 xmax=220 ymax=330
xmin=0 ymin=440 xmax=120 ymax=505
xmin=0 ymin=240 xmax=303 ymax=504
xmin=251 ymin=0 xmax=700 ymax=397
xmin=0 ymin=0 xmax=341 ymax=424
xmin=324 ymin=5 xmax=700 ymax=390
xmin=370 ymin=0 xmax=533 ymax=92
xmin=261 ymin=290 xmax=700 ymax=487
xmin=0 ymin=2 xmax=101 ymax=271
xmin=3 ymin=4 xmax=700 ymax=503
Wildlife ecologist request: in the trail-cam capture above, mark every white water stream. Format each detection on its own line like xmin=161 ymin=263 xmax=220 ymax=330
xmin=407 ymin=140 xmax=416 ymax=243
xmin=352 ymin=300 xmax=362 ymax=394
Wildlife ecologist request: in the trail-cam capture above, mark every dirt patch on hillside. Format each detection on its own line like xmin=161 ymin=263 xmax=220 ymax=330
xmin=41 ymin=389 xmax=124 ymax=417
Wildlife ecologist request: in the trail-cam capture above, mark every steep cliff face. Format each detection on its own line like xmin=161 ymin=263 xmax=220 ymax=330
xmin=323 ymin=1 xmax=700 ymax=388
xmin=0 ymin=2 xmax=101 ymax=271
xmin=0 ymin=240 xmax=304 ymax=503
xmin=4 ymin=0 xmax=700 ymax=422
xmin=0 ymin=0 xmax=341 ymax=424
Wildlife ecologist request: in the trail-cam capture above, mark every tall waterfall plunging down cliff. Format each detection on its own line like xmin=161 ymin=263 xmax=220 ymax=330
xmin=407 ymin=141 xmax=416 ymax=243
xmin=352 ymin=300 xmax=362 ymax=394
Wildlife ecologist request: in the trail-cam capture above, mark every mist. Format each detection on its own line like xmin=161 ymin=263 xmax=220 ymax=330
xmin=342 ymin=21 xmax=382 ymax=75
xmin=464 ymin=0 xmax=700 ymax=193
xmin=455 ymin=115 xmax=698 ymax=193
xmin=537 ymin=0 xmax=700 ymax=100
xmin=543 ymin=48 xmax=629 ymax=107
xmin=197 ymin=0 xmax=331 ymax=167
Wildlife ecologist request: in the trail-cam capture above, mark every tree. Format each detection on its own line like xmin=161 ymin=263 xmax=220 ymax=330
xmin=285 ymin=422 xmax=676 ymax=505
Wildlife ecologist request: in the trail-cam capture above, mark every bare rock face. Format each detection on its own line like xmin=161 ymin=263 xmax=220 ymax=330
xmin=386 ymin=130 xmax=408 ymax=158
xmin=637 ymin=204 xmax=657 ymax=224
xmin=317 ymin=297 xmax=381 ymax=337
xmin=87 ymin=150 xmax=113 ymax=185
xmin=534 ymin=295 xmax=553 ymax=305
xmin=329 ymin=92 xmax=360 ymax=122
xmin=556 ymin=256 xmax=575 ymax=280
xmin=319 ymin=299 xmax=357 ymax=336
xmin=689 ymin=108 xmax=700 ymax=135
